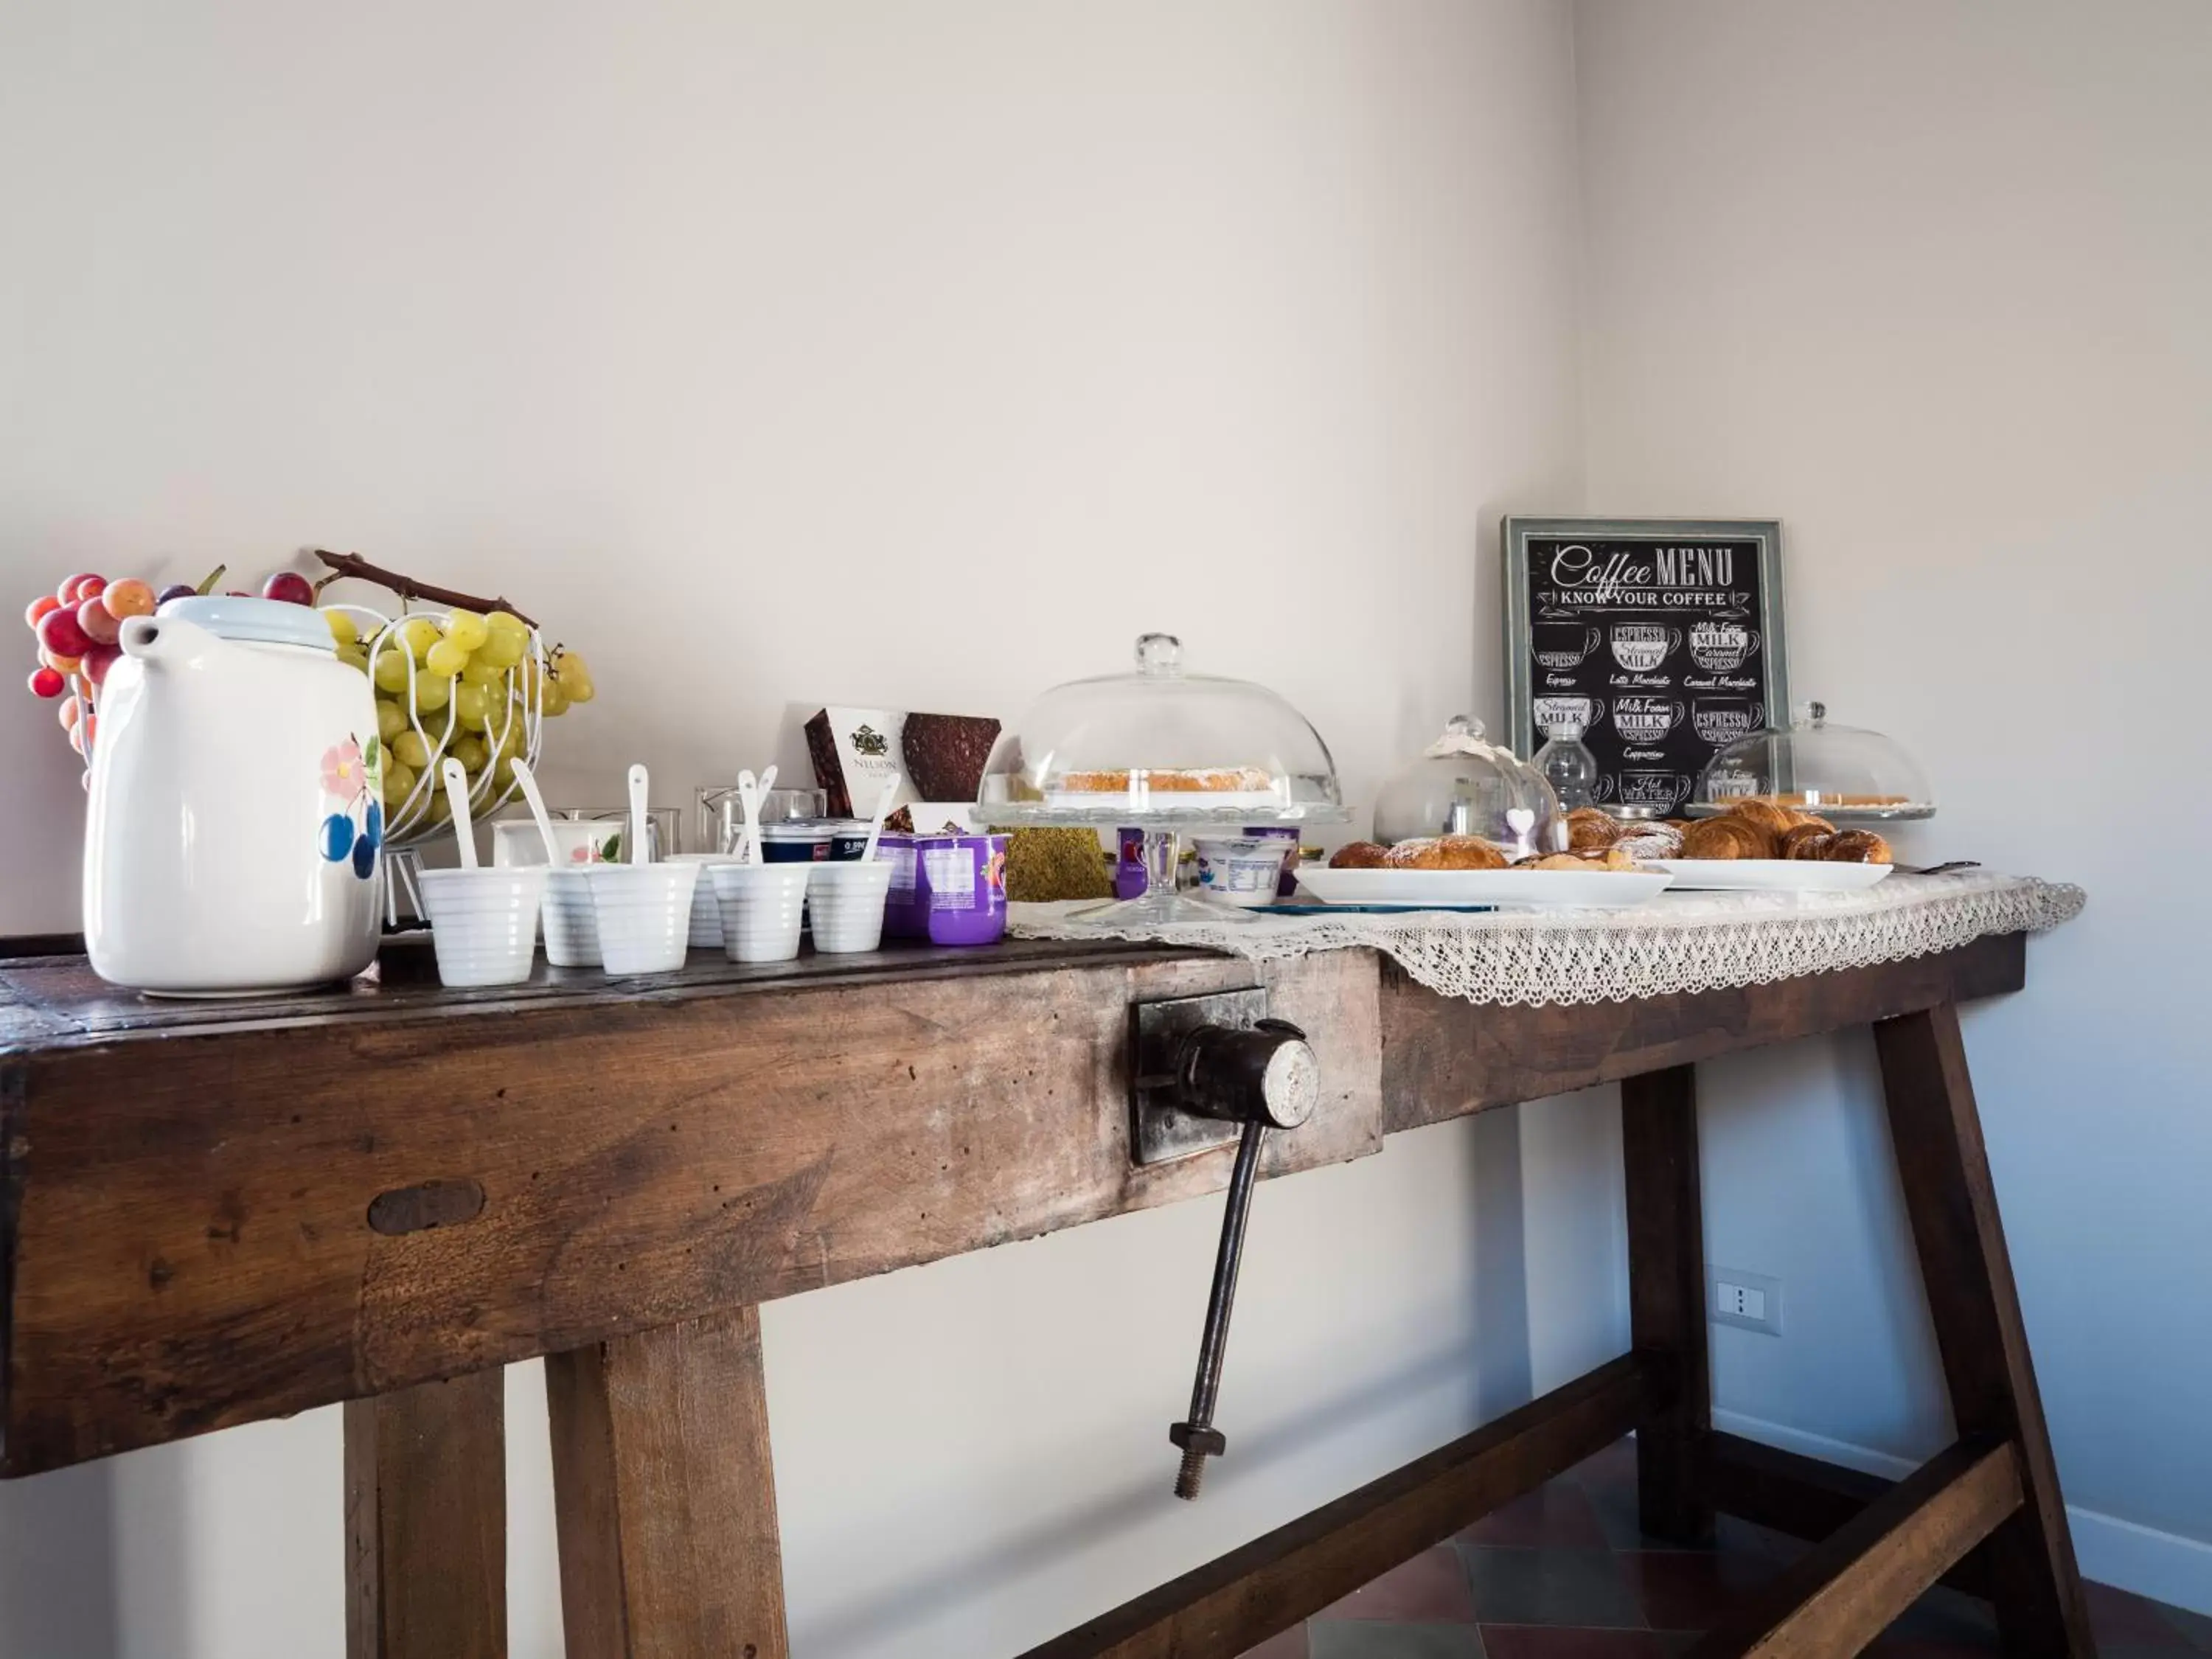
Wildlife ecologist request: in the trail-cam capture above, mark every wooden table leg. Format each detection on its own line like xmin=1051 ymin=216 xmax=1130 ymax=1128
xmin=1623 ymin=1063 xmax=1714 ymax=1544
xmin=545 ymin=1304 xmax=790 ymax=1659
xmin=1875 ymin=1003 xmax=2094 ymax=1659
xmin=344 ymin=1368 xmax=509 ymax=1659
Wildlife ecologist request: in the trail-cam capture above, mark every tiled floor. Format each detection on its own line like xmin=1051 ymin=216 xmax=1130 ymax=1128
xmin=1238 ymin=1437 xmax=2212 ymax=1659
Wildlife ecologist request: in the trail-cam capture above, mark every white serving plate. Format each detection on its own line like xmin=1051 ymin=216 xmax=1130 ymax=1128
xmin=1649 ymin=859 xmax=1892 ymax=892
xmin=1293 ymin=865 xmax=1673 ymax=911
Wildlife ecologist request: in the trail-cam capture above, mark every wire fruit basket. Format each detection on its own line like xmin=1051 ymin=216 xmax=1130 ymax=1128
xmin=326 ymin=602 xmax=549 ymax=848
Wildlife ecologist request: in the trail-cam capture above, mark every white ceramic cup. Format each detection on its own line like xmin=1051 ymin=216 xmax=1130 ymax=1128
xmin=541 ymin=867 xmax=601 ymax=967
xmin=665 ymin=852 xmax=744 ymax=949
xmin=806 ymin=860 xmax=894 ymax=954
xmin=585 ymin=863 xmax=699 ymax=975
xmin=419 ymin=866 xmax=548 ymax=987
xmin=709 ymin=863 xmax=811 ymax=962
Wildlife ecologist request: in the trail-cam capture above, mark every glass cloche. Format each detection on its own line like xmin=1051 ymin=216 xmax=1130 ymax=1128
xmin=1690 ymin=701 xmax=1935 ymax=821
xmin=978 ymin=632 xmax=1346 ymax=924
xmin=1374 ymin=715 xmax=1565 ymax=859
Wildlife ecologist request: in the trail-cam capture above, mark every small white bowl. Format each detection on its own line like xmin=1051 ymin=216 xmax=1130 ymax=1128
xmin=666 ymin=852 xmax=745 ymax=949
xmin=585 ymin=863 xmax=699 ymax=975
xmin=541 ymin=867 xmax=601 ymax=967
xmin=419 ymin=866 xmax=548 ymax=987
xmin=807 ymin=860 xmax=894 ymax=953
xmin=1194 ymin=838 xmax=1291 ymax=908
xmin=708 ymin=863 xmax=811 ymax=963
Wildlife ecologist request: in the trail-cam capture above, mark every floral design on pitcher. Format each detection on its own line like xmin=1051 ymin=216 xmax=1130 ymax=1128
xmin=321 ymin=738 xmax=369 ymax=802
xmin=319 ymin=731 xmax=384 ymax=879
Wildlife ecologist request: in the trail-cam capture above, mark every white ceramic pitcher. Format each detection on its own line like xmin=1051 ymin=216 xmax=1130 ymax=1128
xmin=85 ymin=596 xmax=386 ymax=995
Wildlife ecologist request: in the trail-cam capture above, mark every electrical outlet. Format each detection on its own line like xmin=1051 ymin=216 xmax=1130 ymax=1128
xmin=1708 ymin=1266 xmax=1782 ymax=1337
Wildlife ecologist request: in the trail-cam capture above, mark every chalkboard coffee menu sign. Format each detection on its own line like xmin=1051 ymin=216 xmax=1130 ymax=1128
xmin=1503 ymin=518 xmax=1789 ymax=815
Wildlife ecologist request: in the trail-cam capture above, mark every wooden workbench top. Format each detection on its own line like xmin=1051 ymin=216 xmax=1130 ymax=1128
xmin=0 ymin=928 xmax=2028 ymax=1478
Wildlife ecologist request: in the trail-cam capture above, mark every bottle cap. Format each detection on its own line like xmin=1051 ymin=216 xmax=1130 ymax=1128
xmin=1543 ymin=721 xmax=1585 ymax=741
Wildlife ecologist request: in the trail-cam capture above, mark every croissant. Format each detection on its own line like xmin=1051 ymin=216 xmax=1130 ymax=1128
xmin=1821 ymin=829 xmax=1893 ymax=864
xmin=1385 ymin=834 xmax=1508 ymax=871
xmin=1778 ymin=824 xmax=1835 ymax=860
xmin=1329 ymin=841 xmax=1391 ymax=869
xmin=1565 ymin=807 xmax=1622 ymax=852
xmin=1680 ymin=816 xmax=1771 ymax=860
xmin=1726 ymin=799 xmax=1798 ymax=845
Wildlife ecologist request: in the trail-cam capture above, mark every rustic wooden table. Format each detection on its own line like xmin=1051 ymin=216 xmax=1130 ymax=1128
xmin=0 ymin=928 xmax=2090 ymax=1659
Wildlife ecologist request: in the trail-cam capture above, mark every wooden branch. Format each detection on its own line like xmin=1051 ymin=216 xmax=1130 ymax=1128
xmin=313 ymin=549 xmax=538 ymax=629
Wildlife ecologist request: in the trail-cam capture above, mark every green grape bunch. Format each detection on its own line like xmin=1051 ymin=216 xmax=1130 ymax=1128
xmin=326 ymin=604 xmax=594 ymax=835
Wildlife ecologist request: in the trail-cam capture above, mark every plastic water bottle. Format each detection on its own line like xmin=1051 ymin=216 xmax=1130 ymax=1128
xmin=1534 ymin=723 xmax=1599 ymax=810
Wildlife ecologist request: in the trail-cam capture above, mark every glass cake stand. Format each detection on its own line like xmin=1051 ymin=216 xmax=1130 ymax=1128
xmin=1688 ymin=700 xmax=1938 ymax=823
xmin=977 ymin=633 xmax=1348 ymax=925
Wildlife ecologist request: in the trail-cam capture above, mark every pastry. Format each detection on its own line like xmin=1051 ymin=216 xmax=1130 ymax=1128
xmin=999 ymin=828 xmax=1116 ymax=901
xmin=1739 ymin=792 xmax=1912 ymax=810
xmin=1725 ymin=799 xmax=1798 ymax=846
xmin=1515 ymin=846 xmax=1638 ymax=872
xmin=1329 ymin=841 xmax=1391 ymax=870
xmin=1613 ymin=822 xmax=1684 ymax=861
xmin=1778 ymin=823 xmax=1835 ymax=860
xmin=1564 ymin=807 xmax=1622 ymax=852
xmin=1679 ymin=815 xmax=1771 ymax=860
xmin=1821 ymin=829 xmax=1893 ymax=864
xmin=1058 ymin=767 xmax=1273 ymax=794
xmin=1383 ymin=835 xmax=1508 ymax=871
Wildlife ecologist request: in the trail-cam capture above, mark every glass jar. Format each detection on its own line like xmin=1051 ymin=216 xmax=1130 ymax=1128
xmin=1691 ymin=701 xmax=1935 ymax=821
xmin=1372 ymin=715 xmax=1564 ymax=859
xmin=978 ymin=632 xmax=1346 ymax=922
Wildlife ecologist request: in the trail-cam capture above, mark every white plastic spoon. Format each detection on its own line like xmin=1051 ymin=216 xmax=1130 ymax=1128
xmin=627 ymin=762 xmax=650 ymax=865
xmin=441 ymin=758 xmax=478 ymax=869
xmin=507 ymin=758 xmax=562 ymax=866
xmin=860 ymin=773 xmax=900 ymax=863
xmin=736 ymin=769 xmax=762 ymax=865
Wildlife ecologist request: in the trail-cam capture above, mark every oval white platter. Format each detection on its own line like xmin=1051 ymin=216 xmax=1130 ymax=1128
xmin=1647 ymin=860 xmax=1891 ymax=892
xmin=1293 ymin=865 xmax=1674 ymax=911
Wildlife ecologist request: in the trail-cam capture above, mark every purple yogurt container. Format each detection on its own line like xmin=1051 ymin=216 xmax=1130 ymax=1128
xmin=915 ymin=832 xmax=1009 ymax=947
xmin=880 ymin=834 xmax=928 ymax=940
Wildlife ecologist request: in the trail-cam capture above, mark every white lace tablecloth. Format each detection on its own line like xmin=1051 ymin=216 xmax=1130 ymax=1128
xmin=1009 ymin=871 xmax=2084 ymax=1007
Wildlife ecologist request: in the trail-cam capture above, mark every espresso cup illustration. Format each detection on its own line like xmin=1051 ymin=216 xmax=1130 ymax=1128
xmin=1532 ymin=622 xmax=1601 ymax=670
xmin=1534 ymin=694 xmax=1603 ymax=731
xmin=1610 ymin=622 xmax=1680 ymax=672
xmin=1688 ymin=619 xmax=1759 ymax=672
xmin=1613 ymin=695 xmax=1686 ymax=743
xmin=1691 ymin=698 xmax=1763 ymax=745
xmin=1618 ymin=771 xmax=1692 ymax=810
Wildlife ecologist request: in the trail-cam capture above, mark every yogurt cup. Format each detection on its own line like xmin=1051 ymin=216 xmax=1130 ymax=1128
xmin=914 ymin=833 xmax=1009 ymax=947
xmin=880 ymin=834 xmax=927 ymax=939
xmin=1243 ymin=825 xmax=1303 ymax=897
xmin=1193 ymin=838 xmax=1290 ymax=908
xmin=827 ymin=820 xmax=875 ymax=861
xmin=759 ymin=822 xmax=833 ymax=863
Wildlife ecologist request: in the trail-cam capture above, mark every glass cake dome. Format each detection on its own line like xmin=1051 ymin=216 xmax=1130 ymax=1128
xmin=1373 ymin=715 xmax=1564 ymax=859
xmin=978 ymin=632 xmax=1346 ymax=924
xmin=1690 ymin=701 xmax=1936 ymax=821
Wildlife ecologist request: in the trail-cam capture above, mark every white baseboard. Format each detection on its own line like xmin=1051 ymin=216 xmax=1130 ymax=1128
xmin=1711 ymin=1408 xmax=2212 ymax=1618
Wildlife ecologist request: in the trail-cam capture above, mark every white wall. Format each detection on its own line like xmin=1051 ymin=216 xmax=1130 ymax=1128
xmin=1575 ymin=0 xmax=2212 ymax=1610
xmin=0 ymin=3 xmax=1602 ymax=1655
